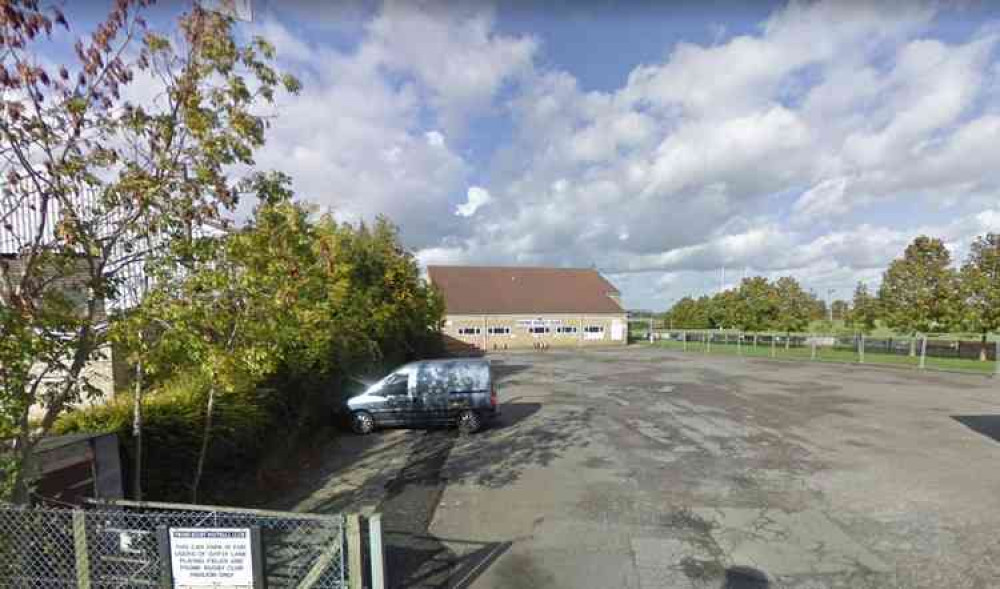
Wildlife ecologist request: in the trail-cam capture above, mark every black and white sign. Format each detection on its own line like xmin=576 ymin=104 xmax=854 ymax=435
xmin=169 ymin=528 xmax=255 ymax=588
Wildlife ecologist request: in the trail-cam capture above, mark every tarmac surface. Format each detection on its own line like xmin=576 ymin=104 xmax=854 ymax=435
xmin=283 ymin=346 xmax=1000 ymax=588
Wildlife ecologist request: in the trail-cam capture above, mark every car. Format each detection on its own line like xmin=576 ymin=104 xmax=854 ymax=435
xmin=346 ymin=358 xmax=500 ymax=435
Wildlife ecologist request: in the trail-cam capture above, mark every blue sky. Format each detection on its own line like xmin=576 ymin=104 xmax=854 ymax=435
xmin=56 ymin=1 xmax=1000 ymax=310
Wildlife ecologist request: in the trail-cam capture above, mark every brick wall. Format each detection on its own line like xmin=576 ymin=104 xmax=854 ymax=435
xmin=443 ymin=313 xmax=628 ymax=351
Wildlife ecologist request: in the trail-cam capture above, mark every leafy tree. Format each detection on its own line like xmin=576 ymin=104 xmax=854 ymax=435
xmin=831 ymin=300 xmax=849 ymax=323
xmin=773 ymin=277 xmax=812 ymax=336
xmin=848 ymin=282 xmax=878 ymax=334
xmin=959 ymin=233 xmax=1000 ymax=361
xmin=129 ymin=201 xmax=444 ymax=500
xmin=878 ymin=236 xmax=960 ymax=341
xmin=667 ymin=296 xmax=711 ymax=329
xmin=733 ymin=277 xmax=778 ymax=331
xmin=0 ymin=2 xmax=299 ymax=502
xmin=708 ymin=289 xmax=740 ymax=329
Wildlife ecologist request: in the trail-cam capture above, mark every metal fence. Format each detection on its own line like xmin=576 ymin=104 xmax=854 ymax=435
xmin=0 ymin=502 xmax=346 ymax=588
xmin=646 ymin=330 xmax=1000 ymax=376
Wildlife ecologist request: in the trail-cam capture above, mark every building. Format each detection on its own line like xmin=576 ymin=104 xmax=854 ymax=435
xmin=428 ymin=265 xmax=627 ymax=351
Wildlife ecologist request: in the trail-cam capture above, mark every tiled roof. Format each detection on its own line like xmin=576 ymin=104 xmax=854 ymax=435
xmin=427 ymin=266 xmax=624 ymax=315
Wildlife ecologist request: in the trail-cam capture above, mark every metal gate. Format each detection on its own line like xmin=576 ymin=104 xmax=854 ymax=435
xmin=0 ymin=501 xmax=346 ymax=588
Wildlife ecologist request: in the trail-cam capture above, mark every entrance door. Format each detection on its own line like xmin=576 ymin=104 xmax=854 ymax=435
xmin=611 ymin=319 xmax=625 ymax=341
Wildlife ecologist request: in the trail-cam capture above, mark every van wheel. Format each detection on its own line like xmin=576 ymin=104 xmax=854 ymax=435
xmin=457 ymin=410 xmax=482 ymax=434
xmin=352 ymin=411 xmax=375 ymax=435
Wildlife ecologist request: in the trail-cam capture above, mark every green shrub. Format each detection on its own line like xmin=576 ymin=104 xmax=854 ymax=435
xmin=53 ymin=372 xmax=280 ymax=503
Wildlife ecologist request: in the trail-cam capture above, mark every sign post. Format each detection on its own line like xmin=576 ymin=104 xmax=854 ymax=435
xmin=161 ymin=527 xmax=264 ymax=588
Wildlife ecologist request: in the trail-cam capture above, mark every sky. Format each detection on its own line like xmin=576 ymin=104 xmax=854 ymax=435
xmin=58 ymin=0 xmax=1000 ymax=310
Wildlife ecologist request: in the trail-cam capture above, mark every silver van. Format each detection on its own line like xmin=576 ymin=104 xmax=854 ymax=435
xmin=346 ymin=358 xmax=499 ymax=434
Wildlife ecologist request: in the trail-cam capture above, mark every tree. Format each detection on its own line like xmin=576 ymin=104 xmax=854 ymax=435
xmin=668 ymin=296 xmax=711 ymax=329
xmin=732 ymin=277 xmax=778 ymax=331
xmin=959 ymin=233 xmax=1000 ymax=361
xmin=0 ymin=2 xmax=299 ymax=502
xmin=831 ymin=300 xmax=849 ymax=323
xmin=130 ymin=201 xmax=445 ymax=500
xmin=848 ymin=282 xmax=878 ymax=334
xmin=708 ymin=289 xmax=740 ymax=329
xmin=878 ymin=236 xmax=960 ymax=341
xmin=773 ymin=277 xmax=812 ymax=336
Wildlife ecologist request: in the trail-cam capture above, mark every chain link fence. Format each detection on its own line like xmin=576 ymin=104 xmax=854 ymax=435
xmin=0 ymin=502 xmax=346 ymax=588
xmin=648 ymin=330 xmax=1000 ymax=376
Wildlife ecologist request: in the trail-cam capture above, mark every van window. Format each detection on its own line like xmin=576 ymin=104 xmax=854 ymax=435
xmin=382 ymin=372 xmax=409 ymax=396
xmin=415 ymin=361 xmax=489 ymax=398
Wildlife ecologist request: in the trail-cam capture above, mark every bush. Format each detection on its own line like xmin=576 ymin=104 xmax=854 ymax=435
xmin=53 ymin=373 xmax=280 ymax=503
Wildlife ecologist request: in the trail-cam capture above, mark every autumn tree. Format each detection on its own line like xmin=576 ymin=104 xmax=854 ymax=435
xmin=0 ymin=1 xmax=299 ymax=502
xmin=878 ymin=236 xmax=960 ymax=343
xmin=848 ymin=281 xmax=879 ymax=334
xmin=668 ymin=296 xmax=711 ymax=329
xmin=772 ymin=277 xmax=812 ymax=337
xmin=959 ymin=233 xmax=1000 ymax=361
xmin=730 ymin=277 xmax=778 ymax=331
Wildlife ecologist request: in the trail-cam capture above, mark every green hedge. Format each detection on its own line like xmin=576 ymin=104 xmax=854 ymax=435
xmin=53 ymin=373 xmax=284 ymax=503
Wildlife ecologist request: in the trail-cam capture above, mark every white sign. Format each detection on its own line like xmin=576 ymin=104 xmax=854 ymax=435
xmin=169 ymin=528 xmax=254 ymax=588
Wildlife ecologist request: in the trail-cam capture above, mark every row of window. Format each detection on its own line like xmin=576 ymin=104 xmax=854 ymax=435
xmin=457 ymin=325 xmax=603 ymax=336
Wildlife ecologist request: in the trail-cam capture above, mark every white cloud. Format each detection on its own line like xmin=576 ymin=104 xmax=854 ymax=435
xmin=367 ymin=0 xmax=537 ymax=135
xmin=455 ymin=186 xmax=492 ymax=217
xmin=242 ymin=0 xmax=1000 ymax=309
xmin=425 ymin=130 xmax=446 ymax=147
xmin=792 ymin=177 xmax=851 ymax=225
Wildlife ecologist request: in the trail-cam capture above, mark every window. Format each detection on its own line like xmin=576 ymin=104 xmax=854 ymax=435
xmin=488 ymin=326 xmax=511 ymax=335
xmin=557 ymin=326 xmax=578 ymax=334
xmin=382 ymin=373 xmax=409 ymax=397
xmin=528 ymin=326 xmax=550 ymax=334
xmin=584 ymin=326 xmax=604 ymax=333
xmin=458 ymin=327 xmax=481 ymax=335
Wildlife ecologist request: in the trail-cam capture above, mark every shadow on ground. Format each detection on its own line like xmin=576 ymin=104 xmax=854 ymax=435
xmin=952 ymin=415 xmax=1000 ymax=443
xmin=490 ymin=362 xmax=532 ymax=379
xmin=379 ymin=431 xmax=513 ymax=588
xmin=724 ymin=566 xmax=770 ymax=588
xmin=380 ymin=397 xmax=592 ymax=586
xmin=442 ymin=402 xmax=592 ymax=488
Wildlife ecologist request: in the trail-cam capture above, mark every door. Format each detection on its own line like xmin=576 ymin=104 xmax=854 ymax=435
xmin=378 ymin=371 xmax=414 ymax=425
xmin=611 ymin=319 xmax=625 ymax=341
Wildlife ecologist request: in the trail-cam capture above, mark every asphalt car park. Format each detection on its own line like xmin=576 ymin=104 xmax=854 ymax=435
xmin=282 ymin=346 xmax=1000 ymax=588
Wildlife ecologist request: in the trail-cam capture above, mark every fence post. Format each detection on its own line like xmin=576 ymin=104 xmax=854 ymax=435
xmin=919 ymin=335 xmax=927 ymax=370
xmin=810 ymin=336 xmax=816 ymax=361
xmin=683 ymin=331 xmax=687 ymax=352
xmin=73 ymin=510 xmax=92 ymax=589
xmin=770 ymin=335 xmax=775 ymax=358
xmin=346 ymin=514 xmax=363 ymax=589
xmin=368 ymin=514 xmax=385 ymax=589
xmin=706 ymin=332 xmax=711 ymax=354
xmin=995 ymin=340 xmax=999 ymax=377
xmin=753 ymin=333 xmax=758 ymax=351
xmin=738 ymin=332 xmax=742 ymax=355
xmin=858 ymin=334 xmax=865 ymax=364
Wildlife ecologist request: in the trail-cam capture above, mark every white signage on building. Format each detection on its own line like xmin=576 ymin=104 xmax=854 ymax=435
xmin=516 ymin=318 xmax=563 ymax=326
xmin=169 ymin=528 xmax=254 ymax=588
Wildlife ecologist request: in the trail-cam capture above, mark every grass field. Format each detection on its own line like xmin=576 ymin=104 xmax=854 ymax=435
xmin=647 ymin=338 xmax=998 ymax=375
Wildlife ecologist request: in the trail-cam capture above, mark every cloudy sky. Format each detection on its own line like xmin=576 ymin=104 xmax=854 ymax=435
xmin=71 ymin=0 xmax=1000 ymax=309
